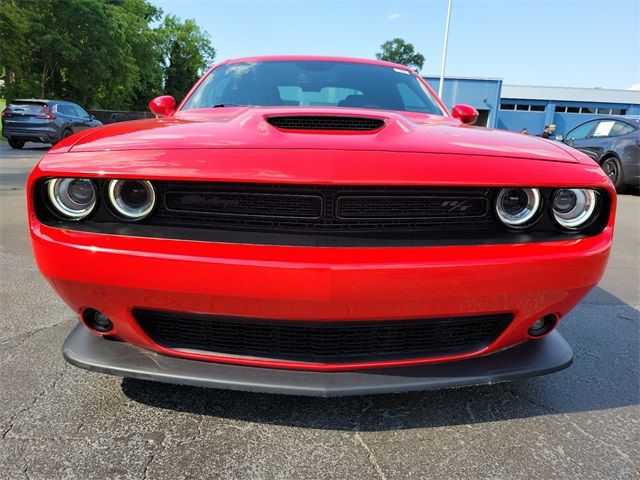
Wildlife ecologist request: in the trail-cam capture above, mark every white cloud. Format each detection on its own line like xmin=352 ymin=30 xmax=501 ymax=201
xmin=628 ymin=82 xmax=640 ymax=90
xmin=388 ymin=13 xmax=402 ymax=20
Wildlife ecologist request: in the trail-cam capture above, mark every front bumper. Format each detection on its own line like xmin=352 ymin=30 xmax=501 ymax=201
xmin=32 ymin=220 xmax=610 ymax=371
xmin=33 ymin=207 xmax=613 ymax=373
xmin=64 ymin=324 xmax=573 ymax=396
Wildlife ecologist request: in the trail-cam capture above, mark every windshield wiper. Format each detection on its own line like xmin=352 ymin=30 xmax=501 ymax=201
xmin=211 ymin=103 xmax=243 ymax=108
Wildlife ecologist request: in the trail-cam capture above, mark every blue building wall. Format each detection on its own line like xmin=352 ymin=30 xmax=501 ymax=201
xmin=423 ymin=77 xmax=502 ymax=128
xmin=422 ymin=75 xmax=639 ymax=136
xmin=497 ymin=100 xmax=640 ymax=136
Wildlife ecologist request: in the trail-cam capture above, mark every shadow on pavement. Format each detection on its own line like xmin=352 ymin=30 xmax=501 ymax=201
xmin=121 ymin=286 xmax=638 ymax=430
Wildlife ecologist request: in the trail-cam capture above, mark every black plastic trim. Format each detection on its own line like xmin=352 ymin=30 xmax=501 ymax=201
xmin=34 ymin=180 xmax=611 ymax=248
xmin=63 ymin=325 xmax=574 ymax=397
xmin=133 ymin=309 xmax=514 ymax=364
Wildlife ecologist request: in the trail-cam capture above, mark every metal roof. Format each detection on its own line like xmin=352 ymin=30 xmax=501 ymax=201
xmin=502 ymin=85 xmax=640 ymax=105
xmin=424 ymin=75 xmax=503 ymax=82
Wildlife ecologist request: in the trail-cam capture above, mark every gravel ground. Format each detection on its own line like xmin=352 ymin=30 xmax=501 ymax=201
xmin=1 ymin=142 xmax=638 ymax=480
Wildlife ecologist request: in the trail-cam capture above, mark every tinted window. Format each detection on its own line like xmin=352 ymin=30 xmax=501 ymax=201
xmin=567 ymin=106 xmax=580 ymax=113
xmin=608 ymin=121 xmax=635 ymax=137
xmin=500 ymin=103 xmax=515 ymax=110
xmin=182 ymin=61 xmax=444 ymax=115
xmin=530 ymin=105 xmax=545 ymax=112
xmin=56 ymin=104 xmax=76 ymax=116
xmin=74 ymin=104 xmax=90 ymax=118
xmin=7 ymin=103 xmax=45 ymax=115
xmin=592 ymin=120 xmax=616 ymax=137
xmin=565 ymin=121 xmax=597 ymax=141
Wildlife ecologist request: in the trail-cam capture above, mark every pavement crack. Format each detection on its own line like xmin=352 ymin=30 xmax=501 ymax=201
xmin=505 ymin=386 xmax=638 ymax=470
xmin=142 ymin=439 xmax=167 ymax=480
xmin=354 ymin=431 xmax=387 ymax=480
xmin=616 ymin=313 xmax=638 ymax=322
xmin=0 ymin=322 xmax=66 ymax=350
xmin=2 ymin=366 xmax=67 ymax=440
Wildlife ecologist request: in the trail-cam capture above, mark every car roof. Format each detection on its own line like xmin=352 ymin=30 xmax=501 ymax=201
xmin=221 ymin=55 xmax=413 ymax=72
xmin=572 ymin=115 xmax=640 ymax=127
xmin=12 ymin=99 xmax=78 ymax=105
xmin=12 ymin=99 xmax=50 ymax=103
xmin=613 ymin=115 xmax=640 ymax=124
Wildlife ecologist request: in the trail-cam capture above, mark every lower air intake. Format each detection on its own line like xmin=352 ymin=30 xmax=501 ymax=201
xmin=134 ymin=309 xmax=513 ymax=364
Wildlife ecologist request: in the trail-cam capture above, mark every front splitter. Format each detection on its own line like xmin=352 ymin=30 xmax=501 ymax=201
xmin=63 ymin=325 xmax=572 ymax=397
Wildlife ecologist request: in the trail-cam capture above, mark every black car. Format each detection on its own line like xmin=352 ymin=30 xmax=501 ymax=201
xmin=1 ymin=99 xmax=102 ymax=149
xmin=561 ymin=116 xmax=640 ymax=193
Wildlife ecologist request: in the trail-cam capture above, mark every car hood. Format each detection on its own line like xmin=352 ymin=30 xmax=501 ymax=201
xmin=61 ymin=107 xmax=579 ymax=163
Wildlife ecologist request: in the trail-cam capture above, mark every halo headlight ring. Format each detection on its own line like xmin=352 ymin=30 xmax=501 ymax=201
xmin=495 ymin=187 xmax=541 ymax=228
xmin=552 ymin=188 xmax=598 ymax=230
xmin=107 ymin=179 xmax=156 ymax=220
xmin=46 ymin=178 xmax=97 ymax=220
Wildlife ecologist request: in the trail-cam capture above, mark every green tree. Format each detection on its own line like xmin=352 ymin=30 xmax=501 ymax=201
xmin=160 ymin=15 xmax=215 ymax=103
xmin=0 ymin=1 xmax=215 ymax=110
xmin=376 ymin=38 xmax=425 ymax=72
xmin=0 ymin=0 xmax=31 ymax=98
xmin=111 ymin=0 xmax=165 ymax=110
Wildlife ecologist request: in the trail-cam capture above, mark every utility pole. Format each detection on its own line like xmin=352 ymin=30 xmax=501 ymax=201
xmin=438 ymin=0 xmax=453 ymax=99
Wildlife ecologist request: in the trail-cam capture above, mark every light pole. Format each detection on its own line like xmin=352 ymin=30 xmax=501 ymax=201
xmin=438 ymin=0 xmax=453 ymax=99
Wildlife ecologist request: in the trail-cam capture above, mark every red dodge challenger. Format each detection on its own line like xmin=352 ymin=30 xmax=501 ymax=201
xmin=28 ymin=56 xmax=615 ymax=396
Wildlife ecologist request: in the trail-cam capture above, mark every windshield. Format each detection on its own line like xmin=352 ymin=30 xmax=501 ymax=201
xmin=182 ymin=61 xmax=444 ymax=115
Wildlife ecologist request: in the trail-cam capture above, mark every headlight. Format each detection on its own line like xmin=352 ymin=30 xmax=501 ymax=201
xmin=552 ymin=188 xmax=597 ymax=229
xmin=107 ymin=179 xmax=156 ymax=220
xmin=47 ymin=178 xmax=97 ymax=219
xmin=495 ymin=187 xmax=541 ymax=227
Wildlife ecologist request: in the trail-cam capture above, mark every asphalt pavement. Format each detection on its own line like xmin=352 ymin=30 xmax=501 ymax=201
xmin=1 ymin=142 xmax=638 ymax=480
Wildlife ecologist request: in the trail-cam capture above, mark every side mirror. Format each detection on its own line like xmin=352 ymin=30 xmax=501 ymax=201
xmin=149 ymin=95 xmax=176 ymax=116
xmin=451 ymin=104 xmax=479 ymax=125
xmin=555 ymin=134 xmax=564 ymax=142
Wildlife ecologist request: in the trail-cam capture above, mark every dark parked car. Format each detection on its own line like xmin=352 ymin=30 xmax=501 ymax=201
xmin=1 ymin=99 xmax=102 ymax=149
xmin=561 ymin=116 xmax=640 ymax=192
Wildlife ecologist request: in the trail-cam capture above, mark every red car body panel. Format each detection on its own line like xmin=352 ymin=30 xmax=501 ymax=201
xmin=28 ymin=146 xmax=615 ymax=372
xmin=28 ymin=56 xmax=616 ymax=388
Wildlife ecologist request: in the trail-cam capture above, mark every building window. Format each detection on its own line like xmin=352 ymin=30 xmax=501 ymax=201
xmin=500 ymin=104 xmax=515 ymax=110
xmin=530 ymin=105 xmax=545 ymax=111
xmin=552 ymin=105 xmax=627 ymax=116
xmin=516 ymin=104 xmax=529 ymax=111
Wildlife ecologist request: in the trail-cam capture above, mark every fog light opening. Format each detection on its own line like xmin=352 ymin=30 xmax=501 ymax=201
xmin=528 ymin=314 xmax=557 ymax=338
xmin=82 ymin=309 xmax=114 ymax=334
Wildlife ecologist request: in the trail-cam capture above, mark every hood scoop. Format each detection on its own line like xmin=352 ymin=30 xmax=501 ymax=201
xmin=266 ymin=115 xmax=385 ymax=132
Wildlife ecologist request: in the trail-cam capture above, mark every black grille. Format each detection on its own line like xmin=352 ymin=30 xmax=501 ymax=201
xmin=267 ymin=115 xmax=385 ymax=131
xmin=336 ymin=195 xmax=488 ymax=219
xmin=165 ymin=191 xmax=322 ymax=219
xmin=154 ymin=183 xmax=495 ymax=235
xmin=134 ymin=309 xmax=513 ymax=364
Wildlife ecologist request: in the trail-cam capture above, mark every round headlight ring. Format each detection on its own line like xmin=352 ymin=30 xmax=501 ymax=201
xmin=495 ymin=187 xmax=541 ymax=227
xmin=46 ymin=178 xmax=97 ymax=220
xmin=552 ymin=188 xmax=598 ymax=230
xmin=107 ymin=179 xmax=156 ymax=220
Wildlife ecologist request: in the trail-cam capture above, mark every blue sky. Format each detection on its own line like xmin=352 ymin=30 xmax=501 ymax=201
xmin=152 ymin=0 xmax=639 ymax=91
